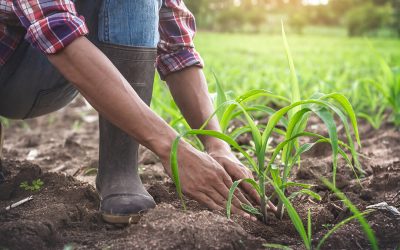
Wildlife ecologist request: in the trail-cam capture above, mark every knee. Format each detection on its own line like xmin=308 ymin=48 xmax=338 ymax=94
xmin=0 ymin=84 xmax=78 ymax=120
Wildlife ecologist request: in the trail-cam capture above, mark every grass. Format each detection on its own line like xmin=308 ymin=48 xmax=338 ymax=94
xmin=152 ymin=31 xmax=400 ymax=129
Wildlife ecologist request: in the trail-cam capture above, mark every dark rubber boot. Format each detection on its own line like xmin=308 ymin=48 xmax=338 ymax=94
xmin=96 ymin=44 xmax=157 ymax=224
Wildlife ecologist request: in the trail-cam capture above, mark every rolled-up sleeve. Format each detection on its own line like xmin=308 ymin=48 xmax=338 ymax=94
xmin=11 ymin=0 xmax=88 ymax=54
xmin=157 ymin=0 xmax=204 ymax=80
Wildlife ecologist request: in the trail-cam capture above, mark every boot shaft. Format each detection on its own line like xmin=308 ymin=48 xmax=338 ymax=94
xmin=96 ymin=44 xmax=156 ymax=198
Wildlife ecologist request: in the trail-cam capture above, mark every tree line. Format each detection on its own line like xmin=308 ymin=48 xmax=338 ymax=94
xmin=185 ymin=0 xmax=400 ymax=36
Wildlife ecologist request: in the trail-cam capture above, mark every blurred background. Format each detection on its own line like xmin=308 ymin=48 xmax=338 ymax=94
xmin=150 ymin=0 xmax=400 ymax=131
xmin=185 ymin=0 xmax=399 ymax=37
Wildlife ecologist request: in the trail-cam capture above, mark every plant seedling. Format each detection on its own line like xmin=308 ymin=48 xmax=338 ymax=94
xmin=20 ymin=179 xmax=44 ymax=192
xmin=265 ymin=178 xmax=377 ymax=250
xmin=170 ymin=23 xmax=362 ymax=224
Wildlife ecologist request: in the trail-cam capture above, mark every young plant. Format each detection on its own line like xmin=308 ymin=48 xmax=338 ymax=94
xmin=170 ymin=24 xmax=361 ymax=224
xmin=368 ymin=41 xmax=400 ymax=127
xmin=20 ymin=179 xmax=44 ymax=192
xmin=265 ymin=178 xmax=377 ymax=250
xmin=353 ymin=78 xmax=387 ymax=129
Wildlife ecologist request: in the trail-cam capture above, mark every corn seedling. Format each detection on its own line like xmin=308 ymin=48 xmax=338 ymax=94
xmin=321 ymin=179 xmax=378 ymax=250
xmin=264 ymin=178 xmax=377 ymax=250
xmin=351 ymin=79 xmax=387 ymax=129
xmin=367 ymin=40 xmax=400 ymax=127
xmin=170 ymin=24 xmax=362 ymax=225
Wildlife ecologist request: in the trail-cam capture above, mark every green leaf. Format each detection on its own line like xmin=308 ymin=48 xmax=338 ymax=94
xmin=289 ymin=142 xmax=317 ymax=167
xmin=283 ymin=182 xmax=313 ymax=189
xmin=227 ymin=180 xmax=241 ymax=219
xmin=282 ymin=21 xmax=301 ymax=117
xmin=211 ymin=100 xmax=263 ymax=154
xmin=231 ymin=105 xmax=288 ymax=128
xmin=281 ymin=108 xmax=311 ymax=170
xmin=261 ymin=99 xmax=327 ymax=159
xmin=315 ymin=93 xmax=362 ymax=174
xmin=170 ymin=135 xmax=186 ymax=209
xmin=170 ymin=130 xmax=260 ymax=211
xmin=267 ymin=131 xmax=322 ymax=175
xmin=200 ymin=100 xmax=236 ymax=131
xmin=270 ymin=164 xmax=282 ymax=188
xmin=227 ymin=178 xmax=261 ymax=219
xmin=311 ymin=107 xmax=339 ymax=187
xmin=213 ymin=72 xmax=228 ymax=122
xmin=289 ymin=189 xmax=322 ymax=201
xmin=187 ymin=129 xmax=258 ymax=172
xmin=320 ymin=93 xmax=360 ymax=147
xmin=220 ymin=89 xmax=289 ymax=131
xmin=317 ymin=210 xmax=374 ymax=250
xmin=322 ymin=179 xmax=378 ymax=250
xmin=269 ymin=177 xmax=311 ymax=249
xmin=241 ymin=203 xmax=262 ymax=216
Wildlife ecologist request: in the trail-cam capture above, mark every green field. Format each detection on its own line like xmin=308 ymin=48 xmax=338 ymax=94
xmin=153 ymin=32 xmax=400 ymax=128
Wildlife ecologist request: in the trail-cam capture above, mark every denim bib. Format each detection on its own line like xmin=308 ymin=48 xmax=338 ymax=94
xmin=98 ymin=0 xmax=161 ymax=48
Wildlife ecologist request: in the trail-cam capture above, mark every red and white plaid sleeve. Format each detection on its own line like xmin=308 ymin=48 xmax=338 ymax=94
xmin=156 ymin=0 xmax=204 ymax=80
xmin=11 ymin=0 xmax=88 ymax=55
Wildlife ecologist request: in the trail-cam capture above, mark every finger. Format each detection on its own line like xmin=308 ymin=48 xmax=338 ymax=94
xmin=189 ymin=191 xmax=224 ymax=211
xmin=229 ymin=202 xmax=257 ymax=221
xmin=206 ymin=184 xmax=241 ymax=209
xmin=220 ymin=172 xmax=253 ymax=206
xmin=214 ymin=178 xmax=249 ymax=211
xmin=240 ymin=181 xmax=261 ymax=205
xmin=267 ymin=200 xmax=278 ymax=213
xmin=231 ymin=167 xmax=276 ymax=213
xmin=220 ymin=161 xmax=257 ymax=206
xmin=204 ymin=188 xmax=252 ymax=220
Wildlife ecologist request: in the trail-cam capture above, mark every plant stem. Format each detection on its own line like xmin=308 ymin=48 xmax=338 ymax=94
xmin=259 ymin=174 xmax=267 ymax=223
xmin=277 ymin=201 xmax=284 ymax=219
xmin=277 ymin=165 xmax=289 ymax=219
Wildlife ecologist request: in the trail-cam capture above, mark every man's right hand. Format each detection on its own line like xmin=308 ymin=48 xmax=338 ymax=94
xmin=160 ymin=141 xmax=256 ymax=220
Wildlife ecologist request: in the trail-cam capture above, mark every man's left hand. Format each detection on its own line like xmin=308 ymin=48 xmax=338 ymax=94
xmin=208 ymin=146 xmax=277 ymax=213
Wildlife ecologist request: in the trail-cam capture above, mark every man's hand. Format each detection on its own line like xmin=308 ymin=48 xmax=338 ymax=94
xmin=207 ymin=144 xmax=277 ymax=214
xmin=208 ymin=147 xmax=260 ymax=203
xmin=160 ymin=141 xmax=256 ymax=219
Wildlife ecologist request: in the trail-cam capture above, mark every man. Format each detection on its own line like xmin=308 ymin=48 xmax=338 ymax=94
xmin=0 ymin=0 xmax=267 ymax=224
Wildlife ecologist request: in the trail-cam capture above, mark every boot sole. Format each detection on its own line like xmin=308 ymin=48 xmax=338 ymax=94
xmin=102 ymin=213 xmax=142 ymax=225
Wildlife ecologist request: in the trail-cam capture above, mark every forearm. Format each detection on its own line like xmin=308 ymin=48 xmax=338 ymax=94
xmin=165 ymin=67 xmax=229 ymax=152
xmin=48 ymin=36 xmax=177 ymax=159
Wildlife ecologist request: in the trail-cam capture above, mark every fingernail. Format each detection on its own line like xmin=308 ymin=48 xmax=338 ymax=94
xmin=251 ymin=216 xmax=257 ymax=222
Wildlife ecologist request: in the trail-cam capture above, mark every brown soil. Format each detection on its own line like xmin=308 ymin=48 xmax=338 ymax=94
xmin=1 ymin=96 xmax=399 ymax=250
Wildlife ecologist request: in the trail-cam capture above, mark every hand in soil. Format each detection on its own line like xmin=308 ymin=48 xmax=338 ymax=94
xmin=208 ymin=149 xmax=277 ymax=214
xmin=161 ymin=142 xmax=257 ymax=220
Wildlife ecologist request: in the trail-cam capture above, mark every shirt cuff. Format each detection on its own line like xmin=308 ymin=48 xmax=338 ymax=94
xmin=156 ymin=48 xmax=204 ymax=80
xmin=25 ymin=12 xmax=88 ymax=54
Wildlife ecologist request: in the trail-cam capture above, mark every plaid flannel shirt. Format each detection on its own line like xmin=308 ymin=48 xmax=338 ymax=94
xmin=0 ymin=0 xmax=203 ymax=79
